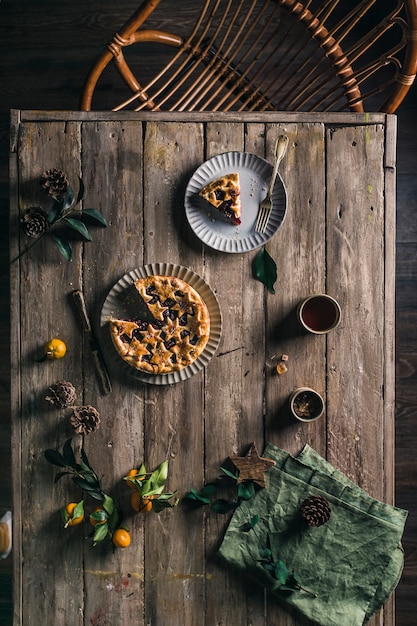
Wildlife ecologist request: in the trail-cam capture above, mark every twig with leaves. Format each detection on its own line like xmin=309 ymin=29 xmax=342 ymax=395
xmin=15 ymin=168 xmax=107 ymax=263
xmin=44 ymin=438 xmax=121 ymax=546
xmin=124 ymin=461 xmax=178 ymax=513
xmin=185 ymin=466 xmax=256 ymax=513
xmin=241 ymin=514 xmax=317 ymax=597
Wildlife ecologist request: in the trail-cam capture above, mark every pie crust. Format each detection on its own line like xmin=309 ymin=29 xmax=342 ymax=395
xmin=199 ymin=172 xmax=241 ymax=225
xmin=109 ymin=275 xmax=210 ymax=374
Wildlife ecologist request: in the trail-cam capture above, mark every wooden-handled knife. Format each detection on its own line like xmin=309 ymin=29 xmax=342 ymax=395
xmin=71 ymin=289 xmax=112 ymax=395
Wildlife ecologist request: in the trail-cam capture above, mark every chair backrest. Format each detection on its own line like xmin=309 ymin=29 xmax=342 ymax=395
xmin=80 ymin=0 xmax=417 ymax=113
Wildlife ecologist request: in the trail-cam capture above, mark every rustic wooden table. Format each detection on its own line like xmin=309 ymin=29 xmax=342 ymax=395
xmin=10 ymin=110 xmax=396 ymax=626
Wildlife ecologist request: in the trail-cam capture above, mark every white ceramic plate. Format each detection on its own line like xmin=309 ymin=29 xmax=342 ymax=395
xmin=100 ymin=263 xmax=222 ymax=385
xmin=185 ymin=151 xmax=287 ymax=253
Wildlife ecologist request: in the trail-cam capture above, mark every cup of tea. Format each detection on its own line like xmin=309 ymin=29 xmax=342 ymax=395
xmin=289 ymin=387 xmax=324 ymax=422
xmin=297 ymin=294 xmax=341 ymax=335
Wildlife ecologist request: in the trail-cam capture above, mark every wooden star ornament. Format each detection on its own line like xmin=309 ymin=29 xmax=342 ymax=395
xmin=229 ymin=442 xmax=276 ymax=488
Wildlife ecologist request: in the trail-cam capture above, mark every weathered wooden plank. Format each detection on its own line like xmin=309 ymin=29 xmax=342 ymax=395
xmin=325 ymin=124 xmax=386 ymax=490
xmin=80 ymin=120 xmax=146 ymax=625
xmin=201 ymin=121 xmax=267 ymax=626
xmin=264 ymin=122 xmax=327 ymax=460
xmin=140 ymin=121 xmax=207 ymax=624
xmin=13 ymin=121 xmax=84 ymax=626
xmin=325 ymin=124 xmax=390 ymax=626
xmin=16 ymin=109 xmax=388 ymax=125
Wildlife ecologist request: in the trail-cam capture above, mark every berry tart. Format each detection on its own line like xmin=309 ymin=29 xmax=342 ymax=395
xmin=109 ymin=275 xmax=210 ymax=374
xmin=199 ymin=172 xmax=241 ymax=225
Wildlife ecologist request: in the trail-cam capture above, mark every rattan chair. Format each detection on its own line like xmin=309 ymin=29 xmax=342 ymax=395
xmin=80 ymin=0 xmax=417 ymax=113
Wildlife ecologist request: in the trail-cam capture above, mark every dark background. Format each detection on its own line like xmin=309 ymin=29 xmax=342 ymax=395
xmin=0 ymin=1 xmax=416 ymax=624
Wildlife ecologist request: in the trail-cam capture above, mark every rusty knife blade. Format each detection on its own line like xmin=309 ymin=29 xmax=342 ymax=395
xmin=71 ymin=289 xmax=112 ymax=395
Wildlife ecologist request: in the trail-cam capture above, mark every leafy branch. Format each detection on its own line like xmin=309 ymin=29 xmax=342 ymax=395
xmin=241 ymin=515 xmax=317 ymax=597
xmin=14 ymin=170 xmax=107 ymax=264
xmin=123 ymin=461 xmax=178 ymax=513
xmin=44 ymin=438 xmax=121 ymax=546
xmin=184 ymin=466 xmax=256 ymax=513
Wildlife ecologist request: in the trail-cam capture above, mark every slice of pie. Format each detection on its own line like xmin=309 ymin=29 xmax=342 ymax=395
xmin=199 ymin=172 xmax=241 ymax=225
xmin=109 ymin=275 xmax=210 ymax=375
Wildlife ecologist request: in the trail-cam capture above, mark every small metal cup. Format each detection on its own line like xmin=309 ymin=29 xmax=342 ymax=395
xmin=289 ymin=387 xmax=324 ymax=422
xmin=297 ymin=294 xmax=341 ymax=335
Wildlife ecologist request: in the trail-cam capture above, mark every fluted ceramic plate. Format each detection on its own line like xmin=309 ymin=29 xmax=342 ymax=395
xmin=185 ymin=151 xmax=287 ymax=253
xmin=100 ymin=263 xmax=222 ymax=385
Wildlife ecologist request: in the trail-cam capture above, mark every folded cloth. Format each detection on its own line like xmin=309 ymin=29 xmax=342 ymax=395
xmin=218 ymin=444 xmax=407 ymax=626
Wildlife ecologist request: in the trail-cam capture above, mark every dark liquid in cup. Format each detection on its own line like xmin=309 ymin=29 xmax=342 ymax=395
xmin=301 ymin=296 xmax=338 ymax=332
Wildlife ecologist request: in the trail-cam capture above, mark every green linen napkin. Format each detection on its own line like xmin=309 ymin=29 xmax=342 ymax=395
xmin=218 ymin=444 xmax=407 ymax=626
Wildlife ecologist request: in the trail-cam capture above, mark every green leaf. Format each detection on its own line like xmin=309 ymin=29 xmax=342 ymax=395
xmin=184 ymin=489 xmax=210 ymax=505
xmin=80 ymin=446 xmax=92 ymax=470
xmin=261 ymin=562 xmax=275 ymax=573
xmin=71 ymin=475 xmax=101 ymax=494
xmin=93 ymin=522 xmax=109 ymax=545
xmin=250 ymin=514 xmax=259 ymax=528
xmin=259 ymin=547 xmax=272 ymax=559
xmin=82 ymin=208 xmax=107 ymax=226
xmin=80 ymin=471 xmax=100 ymax=487
xmin=152 ymin=498 xmax=178 ymax=513
xmin=145 ymin=486 xmax=165 ymax=498
xmin=240 ymin=515 xmax=258 ymax=532
xmin=151 ymin=460 xmax=168 ymax=488
xmin=89 ymin=490 xmax=105 ymax=502
xmin=62 ymin=439 xmax=78 ymax=469
xmin=73 ymin=500 xmax=84 ymax=519
xmin=154 ymin=491 xmax=176 ymax=501
xmin=212 ymin=499 xmax=238 ymax=514
xmin=51 ymin=234 xmax=72 ymax=261
xmin=274 ymin=560 xmax=289 ymax=585
xmin=64 ymin=217 xmax=92 ymax=241
xmin=238 ymin=482 xmax=255 ymax=501
xmin=220 ymin=467 xmax=239 ymax=480
xmin=48 ymin=201 xmax=62 ymax=224
xmin=62 ymin=186 xmax=75 ymax=211
xmin=200 ymin=483 xmax=217 ymax=497
xmin=44 ymin=449 xmax=67 ymax=468
xmin=76 ymin=177 xmax=85 ymax=204
xmin=108 ymin=507 xmax=121 ymax=531
xmin=252 ymin=246 xmax=277 ymax=294
xmin=90 ymin=509 xmax=108 ymax=524
xmin=184 ymin=489 xmax=199 ymax=501
xmin=53 ymin=471 xmax=73 ymax=482
xmin=103 ymin=494 xmax=115 ymax=516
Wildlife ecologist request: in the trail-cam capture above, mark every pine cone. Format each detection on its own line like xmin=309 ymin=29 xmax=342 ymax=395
xmin=300 ymin=495 xmax=331 ymax=527
xmin=20 ymin=207 xmax=49 ymax=238
xmin=40 ymin=168 xmax=69 ymax=197
xmin=70 ymin=405 xmax=100 ymax=435
xmin=45 ymin=381 xmax=77 ymax=409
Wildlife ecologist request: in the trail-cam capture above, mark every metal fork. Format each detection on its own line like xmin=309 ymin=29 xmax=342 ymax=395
xmin=255 ymin=134 xmax=289 ymax=234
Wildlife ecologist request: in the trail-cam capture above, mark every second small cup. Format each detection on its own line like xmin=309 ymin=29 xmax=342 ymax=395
xmin=297 ymin=294 xmax=341 ymax=335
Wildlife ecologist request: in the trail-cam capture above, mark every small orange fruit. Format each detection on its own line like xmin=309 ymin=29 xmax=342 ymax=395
xmin=130 ymin=490 xmax=141 ymax=512
xmin=131 ymin=491 xmax=153 ymax=513
xmin=44 ymin=338 xmax=67 ymax=360
xmin=141 ymin=497 xmax=153 ymax=513
xmin=65 ymin=502 xmax=84 ymax=526
xmin=112 ymin=528 xmax=131 ymax=548
xmin=89 ymin=506 xmax=107 ymax=527
xmin=126 ymin=469 xmax=140 ymax=489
